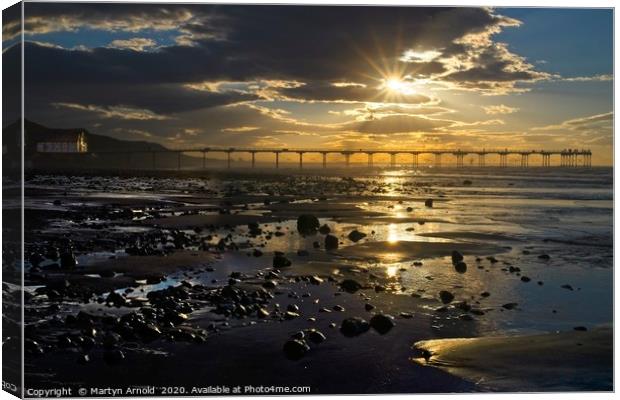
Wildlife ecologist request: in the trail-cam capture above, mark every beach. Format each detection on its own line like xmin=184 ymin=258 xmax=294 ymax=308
xmin=10 ymin=166 xmax=612 ymax=393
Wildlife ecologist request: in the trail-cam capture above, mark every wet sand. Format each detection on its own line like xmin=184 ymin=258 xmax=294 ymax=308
xmin=13 ymin=168 xmax=613 ymax=393
xmin=413 ymin=326 xmax=613 ymax=391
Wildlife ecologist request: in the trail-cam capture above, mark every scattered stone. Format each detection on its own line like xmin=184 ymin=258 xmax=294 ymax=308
xmin=318 ymin=224 xmax=331 ymax=235
xmin=324 ymin=235 xmax=339 ymax=250
xmin=538 ymin=254 xmax=551 ymax=260
xmin=480 ymin=291 xmax=490 ymax=297
xmin=333 ymin=305 xmax=345 ymax=312
xmin=521 ymin=276 xmax=531 ymax=282
xmin=340 ymin=317 xmax=370 ymax=337
xmin=370 ymin=314 xmax=395 ymax=334
xmin=561 ymin=284 xmax=574 ymax=291
xmin=273 ymin=254 xmax=292 ymax=268
xmin=451 ymin=251 xmax=464 ymax=264
xmin=340 ymin=279 xmax=362 ymax=293
xmin=309 ymin=276 xmax=323 ymax=285
xmin=399 ymin=312 xmax=413 ymax=319
xmin=297 ymin=215 xmax=320 ymax=235
xmin=439 ymin=291 xmax=454 ymax=304
xmin=257 ymin=308 xmax=270 ymax=318
xmin=103 ymin=349 xmax=125 ymax=364
xmin=424 ymin=199 xmax=433 ymax=208
xmin=307 ymin=330 xmax=326 ymax=344
xmin=364 ymin=303 xmax=375 ymax=311
xmin=454 ymin=261 xmax=467 ymax=273
xmin=502 ymin=303 xmax=518 ymax=310
xmin=253 ymin=249 xmax=263 ymax=257
xmin=574 ymin=326 xmax=588 ymax=331
xmin=283 ymin=339 xmax=310 ymax=360
xmin=348 ymin=230 xmax=367 ymax=242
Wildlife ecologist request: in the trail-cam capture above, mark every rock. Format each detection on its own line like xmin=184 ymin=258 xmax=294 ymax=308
xmin=463 ymin=180 xmax=472 ymax=185
xmin=283 ymin=339 xmax=310 ymax=360
xmin=459 ymin=314 xmax=474 ymax=321
xmin=424 ymin=199 xmax=433 ymax=208
xmin=77 ymin=354 xmax=90 ymax=364
xmin=365 ymin=303 xmax=375 ymax=311
xmin=263 ymin=280 xmax=277 ymax=289
xmin=406 ymin=207 xmax=413 ymax=212
xmin=451 ymin=250 xmax=464 ymax=264
xmin=106 ymin=292 xmax=127 ymax=307
xmin=333 ymin=305 xmax=345 ymax=312
xmin=370 ymin=314 xmax=395 ymax=334
xmin=103 ymin=349 xmax=125 ymax=364
xmin=347 ymin=230 xmax=367 ymax=242
xmin=454 ymin=261 xmax=467 ymax=273
xmin=561 ymin=284 xmax=574 ymax=291
xmin=103 ymin=332 xmax=122 ymax=349
xmin=520 ymin=276 xmax=531 ymax=282
xmin=480 ymin=291 xmax=490 ymax=297
xmin=573 ymin=326 xmax=588 ymax=331
xmin=340 ymin=317 xmax=370 ymax=337
xmin=273 ymin=254 xmax=292 ymax=268
xmin=538 ymin=254 xmax=551 ymax=260
xmin=400 ymin=312 xmax=413 ymax=319
xmin=253 ymin=249 xmax=263 ymax=257
xmin=284 ymin=311 xmax=300 ymax=319
xmin=60 ymin=250 xmax=77 ymax=269
xmin=502 ymin=302 xmax=518 ymax=310
xmin=325 ymin=235 xmax=339 ymax=250
xmin=340 ymin=279 xmax=362 ymax=293
xmin=99 ymin=270 xmax=116 ymax=278
xmin=297 ymin=215 xmax=320 ymax=235
xmin=307 ymin=330 xmax=326 ymax=344
xmin=309 ymin=275 xmax=323 ymax=285
xmin=318 ymin=224 xmax=331 ymax=235
xmin=257 ymin=308 xmax=270 ymax=318
xmin=439 ymin=290 xmax=454 ymax=304
xmin=139 ymin=324 xmax=162 ymax=342
xmin=287 ymin=304 xmax=299 ymax=313
xmin=297 ymin=250 xmax=309 ymax=256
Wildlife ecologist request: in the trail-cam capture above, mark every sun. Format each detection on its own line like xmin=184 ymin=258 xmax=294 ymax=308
xmin=383 ymin=77 xmax=415 ymax=96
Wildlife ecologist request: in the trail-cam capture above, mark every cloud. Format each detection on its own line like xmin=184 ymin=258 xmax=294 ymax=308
xmin=108 ymin=37 xmax=157 ymax=52
xmin=221 ymin=126 xmax=260 ymax=133
xmin=482 ymin=104 xmax=519 ymax=114
xmin=531 ymin=112 xmax=612 ymax=132
xmin=559 ymin=74 xmax=613 ymax=82
xmin=52 ymin=103 xmax=170 ymax=120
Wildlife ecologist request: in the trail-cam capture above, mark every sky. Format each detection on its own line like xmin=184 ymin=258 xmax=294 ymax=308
xmin=2 ymin=4 xmax=614 ymax=165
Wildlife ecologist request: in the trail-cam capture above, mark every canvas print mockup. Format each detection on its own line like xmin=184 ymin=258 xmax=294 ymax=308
xmin=2 ymin=2 xmax=614 ymax=397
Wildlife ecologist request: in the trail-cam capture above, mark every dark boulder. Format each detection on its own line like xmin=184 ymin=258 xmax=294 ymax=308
xmin=340 ymin=317 xmax=370 ymax=337
xmin=283 ymin=339 xmax=310 ymax=360
xmin=370 ymin=314 xmax=395 ymax=334
xmin=439 ymin=290 xmax=454 ymax=304
xmin=273 ymin=254 xmax=292 ymax=268
xmin=340 ymin=279 xmax=362 ymax=293
xmin=348 ymin=230 xmax=367 ymax=242
xmin=424 ymin=199 xmax=433 ymax=208
xmin=297 ymin=215 xmax=320 ymax=235
xmin=325 ymin=235 xmax=339 ymax=250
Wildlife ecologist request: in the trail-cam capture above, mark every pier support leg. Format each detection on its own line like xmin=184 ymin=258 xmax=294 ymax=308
xmin=390 ymin=154 xmax=396 ymax=168
xmin=322 ymin=153 xmax=327 ymax=168
xmin=298 ymin=153 xmax=303 ymax=169
xmin=478 ymin=154 xmax=485 ymax=167
xmin=251 ymin=152 xmax=256 ymax=168
xmin=412 ymin=153 xmax=418 ymax=168
xmin=202 ymin=152 xmax=206 ymax=169
xmin=275 ymin=152 xmax=280 ymax=169
xmin=344 ymin=153 xmax=351 ymax=167
xmin=434 ymin=154 xmax=442 ymax=168
xmin=227 ymin=152 xmax=231 ymax=169
xmin=368 ymin=153 xmax=373 ymax=168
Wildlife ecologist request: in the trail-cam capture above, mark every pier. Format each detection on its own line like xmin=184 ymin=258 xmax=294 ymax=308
xmin=91 ymin=148 xmax=593 ymax=170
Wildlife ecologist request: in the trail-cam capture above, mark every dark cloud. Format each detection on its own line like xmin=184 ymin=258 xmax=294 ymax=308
xmin=12 ymin=4 xmax=556 ymax=142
